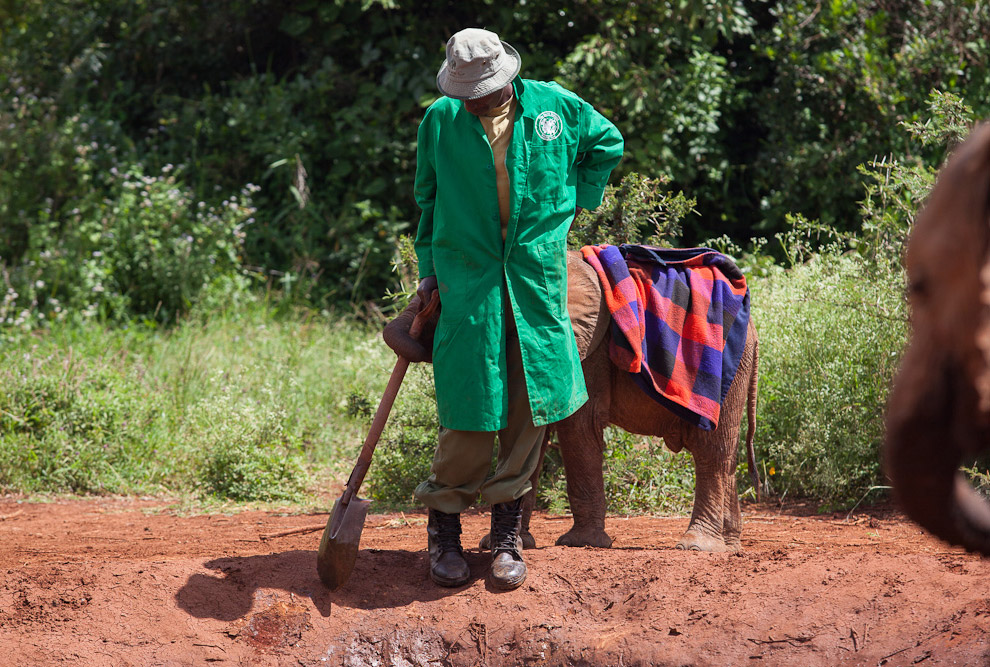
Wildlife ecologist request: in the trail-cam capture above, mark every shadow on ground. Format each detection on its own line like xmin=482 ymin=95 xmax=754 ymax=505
xmin=174 ymin=547 xmax=498 ymax=622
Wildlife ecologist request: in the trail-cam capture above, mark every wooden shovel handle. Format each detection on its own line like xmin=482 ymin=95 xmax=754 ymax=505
xmin=340 ymin=291 xmax=440 ymax=503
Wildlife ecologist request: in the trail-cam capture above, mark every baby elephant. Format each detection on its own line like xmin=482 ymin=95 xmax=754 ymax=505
xmin=385 ymin=251 xmax=759 ymax=553
xmin=884 ymin=123 xmax=990 ymax=555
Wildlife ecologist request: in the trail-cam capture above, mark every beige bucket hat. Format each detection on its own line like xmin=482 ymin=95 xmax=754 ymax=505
xmin=436 ymin=28 xmax=521 ymax=100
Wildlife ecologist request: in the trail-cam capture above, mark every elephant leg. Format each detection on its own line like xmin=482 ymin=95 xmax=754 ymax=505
xmin=554 ymin=406 xmax=613 ymax=548
xmin=721 ymin=458 xmax=742 ymax=550
xmin=677 ymin=439 xmax=738 ymax=553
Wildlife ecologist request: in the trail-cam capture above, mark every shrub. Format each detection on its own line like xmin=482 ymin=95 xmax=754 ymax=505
xmin=568 ymin=172 xmax=695 ymax=249
xmin=749 ymin=0 xmax=990 ymax=239
xmin=539 ymin=430 xmax=697 ymax=516
xmin=0 ymin=357 xmax=158 ymax=494
xmin=740 ymin=91 xmax=982 ymax=506
xmin=191 ymin=370 xmax=307 ymax=502
xmin=200 ymin=440 xmax=306 ymax=503
xmin=750 ymin=247 xmax=907 ymax=505
xmin=364 ymin=364 xmax=440 ymax=509
xmin=2 ymin=163 xmax=254 ymax=331
xmin=855 ymin=91 xmax=978 ymax=268
xmin=6 ymin=0 xmax=990 ymax=309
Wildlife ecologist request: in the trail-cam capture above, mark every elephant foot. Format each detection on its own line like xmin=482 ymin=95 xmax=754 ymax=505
xmin=555 ymin=526 xmax=613 ymax=548
xmin=480 ymin=530 xmax=536 ymax=550
xmin=675 ymin=530 xmax=738 ymax=553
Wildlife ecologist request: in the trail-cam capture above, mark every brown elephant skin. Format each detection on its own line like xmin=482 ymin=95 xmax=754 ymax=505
xmin=884 ymin=123 xmax=990 ymax=555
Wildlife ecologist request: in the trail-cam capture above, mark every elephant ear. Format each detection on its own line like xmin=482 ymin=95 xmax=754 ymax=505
xmin=566 ymin=250 xmax=608 ymax=361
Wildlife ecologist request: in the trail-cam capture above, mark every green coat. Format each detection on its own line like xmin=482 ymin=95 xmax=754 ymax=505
xmin=414 ymin=78 xmax=623 ymax=431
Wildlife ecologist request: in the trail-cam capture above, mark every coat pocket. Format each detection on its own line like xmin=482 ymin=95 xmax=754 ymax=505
xmin=526 ymin=142 xmax=569 ymax=204
xmin=432 ymin=247 xmax=480 ymax=324
xmin=534 ymin=238 xmax=568 ymax=320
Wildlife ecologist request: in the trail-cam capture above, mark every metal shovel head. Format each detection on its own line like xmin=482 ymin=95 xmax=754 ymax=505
xmin=317 ymin=493 xmax=372 ymax=590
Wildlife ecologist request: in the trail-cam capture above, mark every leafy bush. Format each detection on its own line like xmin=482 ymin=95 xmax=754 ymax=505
xmin=364 ymin=364 xmax=441 ymax=509
xmin=742 ymin=90 xmax=983 ymax=506
xmin=0 ymin=357 xmax=159 ymax=493
xmin=2 ymin=163 xmax=254 ymax=330
xmin=556 ymin=2 xmax=752 ymax=186
xmin=750 ymin=244 xmax=907 ymax=505
xmin=539 ymin=430 xmax=697 ymax=516
xmin=748 ymin=0 xmax=990 ymax=239
xmin=5 ymin=0 xmax=990 ymax=311
xmin=170 ymin=67 xmax=417 ymax=306
xmin=200 ymin=440 xmax=306 ymax=503
xmin=855 ymin=91 xmax=978 ymax=267
xmin=568 ymin=172 xmax=695 ymax=249
xmin=0 ymin=0 xmax=776 ymax=308
xmin=191 ymin=370 xmax=307 ymax=502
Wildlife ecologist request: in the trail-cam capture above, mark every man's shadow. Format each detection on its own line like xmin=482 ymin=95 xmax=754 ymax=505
xmin=175 ymin=546 xmax=494 ymax=621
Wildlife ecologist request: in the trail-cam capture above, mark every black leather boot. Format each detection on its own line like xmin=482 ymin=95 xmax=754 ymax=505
xmin=427 ymin=509 xmax=470 ymax=587
xmin=490 ymin=497 xmax=527 ymax=590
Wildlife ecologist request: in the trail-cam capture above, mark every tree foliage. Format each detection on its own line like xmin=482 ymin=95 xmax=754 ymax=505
xmin=2 ymin=0 xmax=989 ymax=321
xmin=748 ymin=0 xmax=990 ymax=236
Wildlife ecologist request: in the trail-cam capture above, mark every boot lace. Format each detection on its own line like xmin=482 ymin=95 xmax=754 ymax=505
xmin=434 ymin=511 xmax=463 ymax=554
xmin=491 ymin=499 xmax=523 ymax=555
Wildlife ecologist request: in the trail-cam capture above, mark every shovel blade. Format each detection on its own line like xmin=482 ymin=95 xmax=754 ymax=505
xmin=317 ymin=494 xmax=372 ymax=590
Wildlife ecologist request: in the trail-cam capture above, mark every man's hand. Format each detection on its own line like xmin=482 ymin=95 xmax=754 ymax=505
xmin=417 ymin=275 xmax=438 ymax=305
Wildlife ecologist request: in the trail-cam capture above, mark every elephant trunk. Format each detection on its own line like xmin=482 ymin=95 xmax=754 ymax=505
xmin=885 ymin=365 xmax=990 ymax=556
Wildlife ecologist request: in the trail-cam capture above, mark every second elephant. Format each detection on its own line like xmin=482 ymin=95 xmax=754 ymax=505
xmin=384 ymin=250 xmax=759 ymax=553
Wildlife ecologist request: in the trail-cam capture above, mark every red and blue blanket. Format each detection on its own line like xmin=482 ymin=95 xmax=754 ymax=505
xmin=580 ymin=244 xmax=750 ymax=431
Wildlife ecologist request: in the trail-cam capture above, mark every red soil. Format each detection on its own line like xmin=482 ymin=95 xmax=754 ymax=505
xmin=2 ymin=497 xmax=988 ymax=666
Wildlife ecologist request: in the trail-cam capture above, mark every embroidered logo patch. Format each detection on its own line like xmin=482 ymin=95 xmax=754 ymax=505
xmin=535 ymin=110 xmax=563 ymax=141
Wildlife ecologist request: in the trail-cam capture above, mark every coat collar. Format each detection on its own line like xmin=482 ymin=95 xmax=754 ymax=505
xmin=452 ymin=77 xmax=534 ymax=129
xmin=512 ymin=77 xmax=539 ymax=119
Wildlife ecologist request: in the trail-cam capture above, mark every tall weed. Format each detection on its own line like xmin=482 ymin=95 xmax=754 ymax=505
xmin=0 ymin=305 xmax=383 ymax=500
xmin=0 ymin=348 xmax=164 ymax=493
xmin=192 ymin=370 xmax=306 ymax=502
xmin=750 ymin=249 xmax=907 ymax=505
xmin=744 ymin=91 xmax=979 ymax=505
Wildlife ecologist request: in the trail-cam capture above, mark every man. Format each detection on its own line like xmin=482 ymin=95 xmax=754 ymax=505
xmin=413 ymin=27 xmax=623 ymax=590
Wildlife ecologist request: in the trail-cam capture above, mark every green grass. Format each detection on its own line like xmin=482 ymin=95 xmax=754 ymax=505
xmin=749 ymin=251 xmax=908 ymax=506
xmin=0 ymin=301 xmax=389 ymax=502
xmin=537 ymin=429 xmax=698 ymax=516
xmin=0 ymin=248 xmax=912 ymax=512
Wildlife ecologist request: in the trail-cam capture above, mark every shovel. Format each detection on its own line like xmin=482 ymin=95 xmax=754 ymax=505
xmin=317 ymin=291 xmax=440 ymax=590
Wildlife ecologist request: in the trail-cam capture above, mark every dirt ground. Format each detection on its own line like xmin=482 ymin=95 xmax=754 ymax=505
xmin=2 ymin=497 xmax=989 ymax=667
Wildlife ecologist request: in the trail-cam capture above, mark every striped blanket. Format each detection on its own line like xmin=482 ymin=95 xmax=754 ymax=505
xmin=580 ymin=244 xmax=750 ymax=431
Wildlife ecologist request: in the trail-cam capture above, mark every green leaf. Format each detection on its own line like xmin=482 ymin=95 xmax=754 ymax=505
xmin=278 ymin=13 xmax=312 ymax=38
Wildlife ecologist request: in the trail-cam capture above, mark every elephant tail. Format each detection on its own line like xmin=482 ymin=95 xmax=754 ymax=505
xmin=746 ymin=334 xmax=761 ymax=501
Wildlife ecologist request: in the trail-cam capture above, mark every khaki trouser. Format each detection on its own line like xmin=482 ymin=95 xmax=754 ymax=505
xmin=415 ymin=325 xmax=546 ymax=514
